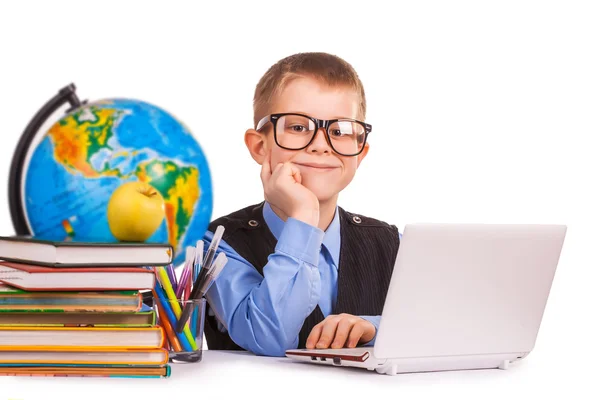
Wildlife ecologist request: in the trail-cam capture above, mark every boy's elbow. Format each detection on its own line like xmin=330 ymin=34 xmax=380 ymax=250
xmin=245 ymin=335 xmax=296 ymax=357
xmin=249 ymin=344 xmax=287 ymax=357
xmin=233 ymin=329 xmax=297 ymax=357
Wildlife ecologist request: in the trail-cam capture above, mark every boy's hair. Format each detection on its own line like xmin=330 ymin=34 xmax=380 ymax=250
xmin=253 ymin=52 xmax=366 ymax=128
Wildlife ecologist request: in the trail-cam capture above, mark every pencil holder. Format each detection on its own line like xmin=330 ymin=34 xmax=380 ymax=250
xmin=155 ymin=297 xmax=206 ymax=363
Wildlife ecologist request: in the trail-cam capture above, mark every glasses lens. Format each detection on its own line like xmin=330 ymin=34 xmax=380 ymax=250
xmin=328 ymin=121 xmax=367 ymax=155
xmin=275 ymin=115 xmax=316 ymax=149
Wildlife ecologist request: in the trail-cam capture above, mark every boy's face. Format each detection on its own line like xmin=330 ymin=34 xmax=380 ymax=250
xmin=246 ymin=77 xmax=369 ymax=203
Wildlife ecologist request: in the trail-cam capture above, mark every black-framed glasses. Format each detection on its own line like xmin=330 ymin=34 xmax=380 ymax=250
xmin=255 ymin=113 xmax=371 ymax=156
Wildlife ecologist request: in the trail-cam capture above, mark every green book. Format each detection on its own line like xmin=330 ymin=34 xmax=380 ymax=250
xmin=0 ymin=287 xmax=143 ymax=312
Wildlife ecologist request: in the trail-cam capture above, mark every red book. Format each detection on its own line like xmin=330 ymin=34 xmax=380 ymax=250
xmin=0 ymin=261 xmax=155 ymax=291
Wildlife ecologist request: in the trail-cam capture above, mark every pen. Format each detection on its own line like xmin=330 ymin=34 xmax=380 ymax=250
xmin=184 ymin=270 xmax=192 ymax=301
xmin=176 ymin=267 xmax=191 ymax=300
xmin=197 ymin=226 xmax=224 ymax=288
xmin=190 ymin=240 xmax=204 ymax=334
xmin=166 ymin=264 xmax=178 ymax=292
xmin=199 ymin=252 xmax=228 ymax=296
xmin=201 ymin=226 xmax=224 ymax=279
xmin=194 ymin=240 xmax=204 ymax=281
xmin=194 ymin=303 xmax=204 ymax=337
xmin=175 ymin=247 xmax=194 ymax=299
xmin=176 ymin=225 xmax=224 ymax=333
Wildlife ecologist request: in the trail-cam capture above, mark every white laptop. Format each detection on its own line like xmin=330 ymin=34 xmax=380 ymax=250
xmin=285 ymin=223 xmax=567 ymax=375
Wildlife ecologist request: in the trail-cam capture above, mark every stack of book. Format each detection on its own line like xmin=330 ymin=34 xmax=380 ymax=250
xmin=0 ymin=235 xmax=173 ymax=378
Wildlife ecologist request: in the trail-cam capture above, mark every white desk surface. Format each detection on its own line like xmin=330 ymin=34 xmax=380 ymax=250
xmin=1 ymin=347 xmax=595 ymax=400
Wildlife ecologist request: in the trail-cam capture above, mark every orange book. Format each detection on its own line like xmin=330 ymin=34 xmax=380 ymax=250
xmin=0 ymin=326 xmax=165 ymax=349
xmin=0 ymin=347 xmax=168 ymax=365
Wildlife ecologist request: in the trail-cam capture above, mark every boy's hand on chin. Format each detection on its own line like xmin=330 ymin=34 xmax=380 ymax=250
xmin=305 ymin=314 xmax=376 ymax=349
xmin=261 ymin=151 xmax=320 ymax=226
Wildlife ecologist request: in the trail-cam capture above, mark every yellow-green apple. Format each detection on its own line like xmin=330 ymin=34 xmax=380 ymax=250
xmin=107 ymin=181 xmax=165 ymax=242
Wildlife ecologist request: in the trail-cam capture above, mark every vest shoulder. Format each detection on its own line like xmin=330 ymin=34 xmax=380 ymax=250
xmin=339 ymin=207 xmax=398 ymax=231
xmin=208 ymin=202 xmax=264 ymax=231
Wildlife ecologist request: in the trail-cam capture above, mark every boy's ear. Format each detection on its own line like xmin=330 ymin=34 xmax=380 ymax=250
xmin=244 ymin=129 xmax=267 ymax=164
xmin=356 ymin=142 xmax=370 ymax=168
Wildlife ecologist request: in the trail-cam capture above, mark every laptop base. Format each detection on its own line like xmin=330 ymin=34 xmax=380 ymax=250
xmin=285 ymin=348 xmax=529 ymax=375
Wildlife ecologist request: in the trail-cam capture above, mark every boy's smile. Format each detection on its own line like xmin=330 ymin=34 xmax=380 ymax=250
xmin=293 ymin=161 xmax=340 ymax=172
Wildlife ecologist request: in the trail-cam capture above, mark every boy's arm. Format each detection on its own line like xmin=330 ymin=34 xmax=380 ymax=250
xmin=204 ymin=217 xmax=324 ymax=357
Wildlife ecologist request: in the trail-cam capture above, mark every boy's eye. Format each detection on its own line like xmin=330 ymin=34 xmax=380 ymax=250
xmin=330 ymin=129 xmax=354 ymax=138
xmin=289 ymin=124 xmax=309 ymax=133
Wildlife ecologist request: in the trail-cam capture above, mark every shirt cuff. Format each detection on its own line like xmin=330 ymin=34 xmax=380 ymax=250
xmin=358 ymin=315 xmax=380 ymax=347
xmin=274 ymin=217 xmax=324 ymax=267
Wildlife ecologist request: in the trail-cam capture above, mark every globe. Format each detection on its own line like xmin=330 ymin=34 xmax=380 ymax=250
xmin=12 ymin=92 xmax=212 ymax=267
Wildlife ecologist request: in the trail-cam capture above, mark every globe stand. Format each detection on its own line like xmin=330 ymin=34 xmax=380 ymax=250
xmin=8 ymin=83 xmax=87 ymax=236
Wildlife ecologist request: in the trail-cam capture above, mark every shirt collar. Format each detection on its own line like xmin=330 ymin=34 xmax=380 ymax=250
xmin=262 ymin=201 xmax=341 ymax=269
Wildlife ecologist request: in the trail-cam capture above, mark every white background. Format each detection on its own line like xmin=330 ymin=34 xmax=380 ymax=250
xmin=0 ymin=0 xmax=599 ymax=399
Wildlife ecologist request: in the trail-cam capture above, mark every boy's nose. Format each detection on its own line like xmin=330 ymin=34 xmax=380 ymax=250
xmin=307 ymin=128 xmax=331 ymax=154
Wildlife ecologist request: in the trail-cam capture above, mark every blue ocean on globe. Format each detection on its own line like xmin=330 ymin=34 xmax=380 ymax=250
xmin=23 ymin=98 xmax=213 ymax=266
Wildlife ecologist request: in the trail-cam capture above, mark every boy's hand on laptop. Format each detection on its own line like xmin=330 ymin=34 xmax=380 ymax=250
xmin=261 ymin=151 xmax=320 ymax=227
xmin=305 ymin=314 xmax=376 ymax=349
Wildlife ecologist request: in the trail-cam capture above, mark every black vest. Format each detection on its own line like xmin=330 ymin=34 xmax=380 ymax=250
xmin=203 ymin=202 xmax=400 ymax=351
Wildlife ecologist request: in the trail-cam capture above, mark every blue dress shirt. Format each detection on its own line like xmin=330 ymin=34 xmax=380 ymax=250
xmin=203 ymin=202 xmax=400 ymax=357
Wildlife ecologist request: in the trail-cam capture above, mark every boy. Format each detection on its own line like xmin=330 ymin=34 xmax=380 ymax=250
xmin=202 ymin=52 xmax=401 ymax=357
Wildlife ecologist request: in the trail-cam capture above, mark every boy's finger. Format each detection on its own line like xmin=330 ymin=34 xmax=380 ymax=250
xmin=289 ymin=163 xmax=302 ymax=184
xmin=278 ymin=162 xmax=302 ymax=184
xmin=260 ymin=152 xmax=272 ymax=184
xmin=346 ymin=323 xmax=365 ymax=348
xmin=316 ymin=319 xmax=339 ymax=349
xmin=306 ymin=322 xmax=324 ymax=349
xmin=278 ymin=162 xmax=292 ymax=176
xmin=331 ymin=318 xmax=352 ymax=349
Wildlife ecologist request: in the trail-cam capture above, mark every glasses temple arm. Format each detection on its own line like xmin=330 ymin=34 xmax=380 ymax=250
xmin=256 ymin=115 xmax=270 ymax=131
